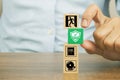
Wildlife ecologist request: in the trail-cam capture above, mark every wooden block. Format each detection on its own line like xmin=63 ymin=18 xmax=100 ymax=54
xmin=63 ymin=44 xmax=79 ymax=73
xmin=64 ymin=14 xmax=79 ymax=28
xmin=63 ymin=59 xmax=79 ymax=73
xmin=64 ymin=60 xmax=78 ymax=73
xmin=63 ymin=73 xmax=78 ymax=80
xmin=64 ymin=44 xmax=78 ymax=59
xmin=68 ymin=28 xmax=84 ymax=44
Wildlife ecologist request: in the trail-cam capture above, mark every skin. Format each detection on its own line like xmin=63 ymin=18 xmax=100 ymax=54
xmin=80 ymin=4 xmax=120 ymax=61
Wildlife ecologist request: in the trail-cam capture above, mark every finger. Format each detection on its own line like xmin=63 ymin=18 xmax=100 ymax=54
xmin=81 ymin=40 xmax=120 ymax=61
xmin=81 ymin=4 xmax=109 ymax=28
xmin=93 ymin=23 xmax=113 ymax=50
xmin=102 ymin=50 xmax=120 ymax=61
xmin=103 ymin=28 xmax=120 ymax=51
xmin=80 ymin=40 xmax=103 ymax=55
xmin=115 ymin=36 xmax=120 ymax=53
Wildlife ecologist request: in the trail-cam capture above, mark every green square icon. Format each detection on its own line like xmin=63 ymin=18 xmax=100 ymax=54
xmin=68 ymin=28 xmax=84 ymax=44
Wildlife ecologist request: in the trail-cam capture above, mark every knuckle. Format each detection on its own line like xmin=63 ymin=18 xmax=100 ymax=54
xmin=93 ymin=31 xmax=104 ymax=39
xmin=111 ymin=17 xmax=120 ymax=24
xmin=82 ymin=4 xmax=99 ymax=20
xmin=112 ymin=17 xmax=120 ymax=21
xmin=104 ymin=39 xmax=113 ymax=48
xmin=115 ymin=40 xmax=120 ymax=50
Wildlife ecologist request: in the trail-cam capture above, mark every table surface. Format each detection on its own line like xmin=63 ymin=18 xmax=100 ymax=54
xmin=0 ymin=53 xmax=120 ymax=80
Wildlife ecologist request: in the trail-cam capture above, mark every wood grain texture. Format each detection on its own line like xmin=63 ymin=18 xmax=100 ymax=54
xmin=0 ymin=53 xmax=120 ymax=80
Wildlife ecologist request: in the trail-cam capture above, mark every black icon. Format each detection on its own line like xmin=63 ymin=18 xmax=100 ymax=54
xmin=65 ymin=15 xmax=77 ymax=27
xmin=67 ymin=47 xmax=74 ymax=56
xmin=66 ymin=61 xmax=76 ymax=71
xmin=65 ymin=60 xmax=77 ymax=72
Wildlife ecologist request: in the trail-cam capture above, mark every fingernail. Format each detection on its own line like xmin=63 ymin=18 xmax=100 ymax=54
xmin=82 ymin=19 xmax=88 ymax=27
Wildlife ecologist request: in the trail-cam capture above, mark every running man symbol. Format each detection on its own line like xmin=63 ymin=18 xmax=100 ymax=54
xmin=68 ymin=17 xmax=75 ymax=27
xmin=65 ymin=14 xmax=78 ymax=28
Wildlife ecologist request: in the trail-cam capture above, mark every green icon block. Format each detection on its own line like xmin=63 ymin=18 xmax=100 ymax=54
xmin=68 ymin=28 xmax=84 ymax=44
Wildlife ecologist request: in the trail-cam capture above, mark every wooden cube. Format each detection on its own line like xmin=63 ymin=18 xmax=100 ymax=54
xmin=63 ymin=44 xmax=79 ymax=73
xmin=64 ymin=14 xmax=79 ymax=28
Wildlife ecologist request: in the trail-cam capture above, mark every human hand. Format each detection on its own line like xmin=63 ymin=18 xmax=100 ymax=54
xmin=81 ymin=4 xmax=120 ymax=61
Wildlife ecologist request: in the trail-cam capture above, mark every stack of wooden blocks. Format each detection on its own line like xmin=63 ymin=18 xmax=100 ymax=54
xmin=63 ymin=14 xmax=83 ymax=75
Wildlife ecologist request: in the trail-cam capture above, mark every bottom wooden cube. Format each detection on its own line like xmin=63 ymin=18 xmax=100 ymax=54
xmin=63 ymin=44 xmax=79 ymax=73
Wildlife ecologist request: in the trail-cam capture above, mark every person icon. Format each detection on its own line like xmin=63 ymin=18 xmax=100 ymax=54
xmin=68 ymin=17 xmax=75 ymax=27
xmin=65 ymin=15 xmax=77 ymax=28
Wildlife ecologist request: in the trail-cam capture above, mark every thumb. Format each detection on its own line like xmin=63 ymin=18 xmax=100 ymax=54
xmin=80 ymin=40 xmax=103 ymax=55
xmin=81 ymin=4 xmax=109 ymax=28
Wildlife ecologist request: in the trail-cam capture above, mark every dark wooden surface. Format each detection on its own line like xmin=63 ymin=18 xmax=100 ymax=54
xmin=0 ymin=53 xmax=120 ymax=80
